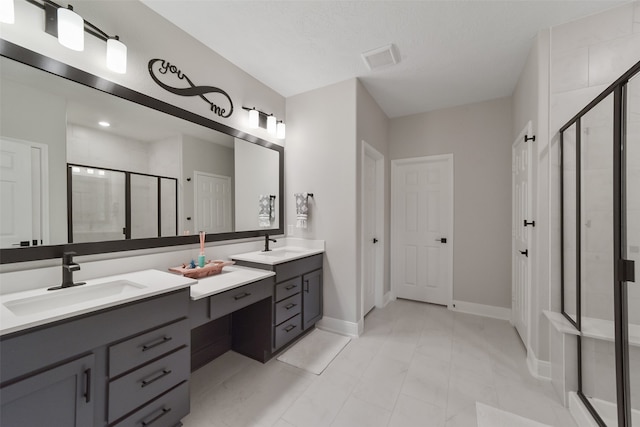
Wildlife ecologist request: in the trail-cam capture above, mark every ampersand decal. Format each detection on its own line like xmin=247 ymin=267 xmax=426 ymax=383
xmin=148 ymin=58 xmax=233 ymax=118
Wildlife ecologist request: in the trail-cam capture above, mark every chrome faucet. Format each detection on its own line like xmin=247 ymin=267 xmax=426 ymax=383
xmin=263 ymin=234 xmax=277 ymax=252
xmin=48 ymin=251 xmax=86 ymax=290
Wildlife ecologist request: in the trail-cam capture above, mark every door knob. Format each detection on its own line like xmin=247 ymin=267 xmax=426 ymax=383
xmin=435 ymin=238 xmax=447 ymax=243
xmin=519 ymin=249 xmax=528 ymax=257
xmin=373 ymin=238 xmax=378 ymax=244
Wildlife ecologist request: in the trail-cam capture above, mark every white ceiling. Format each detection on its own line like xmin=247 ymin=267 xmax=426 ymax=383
xmin=141 ymin=0 xmax=626 ymax=118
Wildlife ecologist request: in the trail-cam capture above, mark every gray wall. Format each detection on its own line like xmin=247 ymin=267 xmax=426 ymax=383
xmin=286 ymin=79 xmax=359 ymax=325
xmin=389 ymin=97 xmax=513 ymax=308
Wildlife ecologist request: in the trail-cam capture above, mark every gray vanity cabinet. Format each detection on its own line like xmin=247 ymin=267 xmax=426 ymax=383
xmin=232 ymin=253 xmax=323 ymax=352
xmin=0 ymin=353 xmax=95 ymax=427
xmin=302 ymin=268 xmax=323 ymax=330
xmin=0 ymin=289 xmax=190 ymax=427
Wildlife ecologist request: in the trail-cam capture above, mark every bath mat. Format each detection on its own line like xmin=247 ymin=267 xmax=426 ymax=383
xmin=476 ymin=402 xmax=552 ymax=427
xmin=277 ymin=329 xmax=350 ymax=375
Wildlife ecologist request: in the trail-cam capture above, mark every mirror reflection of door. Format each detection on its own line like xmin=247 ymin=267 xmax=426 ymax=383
xmin=194 ymin=171 xmax=232 ymax=234
xmin=0 ymin=138 xmax=48 ymax=249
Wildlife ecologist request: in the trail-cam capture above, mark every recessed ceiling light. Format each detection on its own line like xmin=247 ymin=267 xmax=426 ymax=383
xmin=98 ymin=121 xmax=110 ymax=127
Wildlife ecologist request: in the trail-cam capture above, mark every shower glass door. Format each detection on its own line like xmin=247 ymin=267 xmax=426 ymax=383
xmin=625 ymin=73 xmax=640 ymax=426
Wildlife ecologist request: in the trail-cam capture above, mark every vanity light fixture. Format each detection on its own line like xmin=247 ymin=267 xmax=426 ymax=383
xmin=266 ymin=114 xmax=277 ymax=135
xmin=56 ymin=5 xmax=83 ymax=51
xmin=7 ymin=0 xmax=127 ymax=73
xmin=276 ymin=120 xmax=286 ymax=139
xmin=0 ymin=0 xmax=15 ymax=23
xmin=242 ymin=106 xmax=286 ymax=139
xmin=248 ymin=108 xmax=259 ymax=128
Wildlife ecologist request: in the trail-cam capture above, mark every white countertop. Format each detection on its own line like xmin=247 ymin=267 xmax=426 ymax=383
xmin=0 ymin=269 xmax=196 ymax=337
xmin=231 ymin=246 xmax=324 ymax=265
xmin=189 ymin=266 xmax=275 ymax=300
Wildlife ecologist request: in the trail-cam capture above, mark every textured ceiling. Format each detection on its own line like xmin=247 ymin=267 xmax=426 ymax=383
xmin=141 ymin=0 xmax=627 ymax=118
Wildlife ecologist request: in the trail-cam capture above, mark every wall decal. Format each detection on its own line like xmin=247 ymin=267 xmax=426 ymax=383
xmin=148 ymin=58 xmax=233 ymax=118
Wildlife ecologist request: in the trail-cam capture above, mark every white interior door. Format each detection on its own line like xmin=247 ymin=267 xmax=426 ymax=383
xmin=362 ymin=142 xmax=383 ymax=316
xmin=391 ymin=155 xmax=453 ymax=306
xmin=194 ymin=171 xmax=232 ymax=233
xmin=512 ymin=122 xmax=532 ymax=346
xmin=0 ymin=138 xmax=33 ymax=248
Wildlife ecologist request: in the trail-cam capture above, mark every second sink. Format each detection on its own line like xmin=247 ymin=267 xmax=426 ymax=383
xmin=3 ymin=280 xmax=146 ymax=317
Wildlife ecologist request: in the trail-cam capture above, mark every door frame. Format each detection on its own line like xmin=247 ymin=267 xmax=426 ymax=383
xmin=390 ymin=154 xmax=454 ymax=308
xmin=511 ymin=120 xmax=533 ymax=350
xmin=360 ymin=141 xmax=385 ymax=320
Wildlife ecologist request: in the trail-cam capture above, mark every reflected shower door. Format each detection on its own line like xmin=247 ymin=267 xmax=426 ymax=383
xmin=580 ymin=93 xmax=618 ymax=425
xmin=131 ymin=174 xmax=158 ymax=239
xmin=626 ymin=74 xmax=640 ymax=426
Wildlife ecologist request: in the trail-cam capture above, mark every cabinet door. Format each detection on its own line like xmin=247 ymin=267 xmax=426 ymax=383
xmin=0 ymin=353 xmax=95 ymax=427
xmin=302 ymin=269 xmax=323 ymax=330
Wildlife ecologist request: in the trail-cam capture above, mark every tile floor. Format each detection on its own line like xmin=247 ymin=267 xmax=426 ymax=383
xmin=183 ymin=299 xmax=577 ymax=427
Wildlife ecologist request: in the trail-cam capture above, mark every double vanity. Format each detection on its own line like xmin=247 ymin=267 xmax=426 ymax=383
xmin=0 ymin=242 xmax=324 ymax=427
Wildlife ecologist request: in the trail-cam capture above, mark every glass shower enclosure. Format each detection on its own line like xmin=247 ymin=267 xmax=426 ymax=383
xmin=561 ymin=60 xmax=639 ymax=426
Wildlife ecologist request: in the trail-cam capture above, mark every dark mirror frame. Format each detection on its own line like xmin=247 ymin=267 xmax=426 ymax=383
xmin=0 ymin=39 xmax=284 ymax=264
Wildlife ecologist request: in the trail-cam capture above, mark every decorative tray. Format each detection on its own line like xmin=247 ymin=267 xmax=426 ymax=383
xmin=169 ymin=260 xmax=235 ymax=279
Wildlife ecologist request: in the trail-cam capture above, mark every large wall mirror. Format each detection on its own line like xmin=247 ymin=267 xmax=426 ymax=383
xmin=0 ymin=40 xmax=283 ymax=264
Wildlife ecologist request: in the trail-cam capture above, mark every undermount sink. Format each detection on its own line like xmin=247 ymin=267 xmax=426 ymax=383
xmin=3 ymin=280 xmax=147 ymax=317
xmin=259 ymin=248 xmax=307 ymax=258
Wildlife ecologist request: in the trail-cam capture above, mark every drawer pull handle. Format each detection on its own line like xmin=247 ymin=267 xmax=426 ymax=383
xmin=284 ymin=324 xmax=296 ymax=332
xmin=304 ymin=280 xmax=309 ymax=293
xmin=285 ymin=303 xmax=297 ymax=310
xmin=140 ymin=369 xmax=172 ymax=388
xmin=141 ymin=407 xmax=172 ymax=426
xmin=234 ymin=292 xmax=252 ymax=300
xmin=142 ymin=336 xmax=173 ymax=352
xmin=84 ymin=368 xmax=92 ymax=403
xmin=285 ymin=284 xmax=297 ymax=290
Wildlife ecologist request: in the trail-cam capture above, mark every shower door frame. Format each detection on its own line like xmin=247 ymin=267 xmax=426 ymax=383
xmin=560 ymin=59 xmax=640 ymax=427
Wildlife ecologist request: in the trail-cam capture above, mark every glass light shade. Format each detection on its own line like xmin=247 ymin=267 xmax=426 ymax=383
xmin=267 ymin=115 xmax=277 ymax=134
xmin=248 ymin=109 xmax=259 ymax=128
xmin=276 ymin=121 xmax=286 ymax=139
xmin=57 ymin=7 xmax=84 ymax=51
xmin=106 ymin=37 xmax=127 ymax=74
xmin=0 ymin=0 xmax=14 ymax=24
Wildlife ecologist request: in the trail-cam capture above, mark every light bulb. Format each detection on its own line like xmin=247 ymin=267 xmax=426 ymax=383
xmin=57 ymin=6 xmax=84 ymax=51
xmin=107 ymin=37 xmax=127 ymax=74
xmin=276 ymin=121 xmax=286 ymax=139
xmin=267 ymin=115 xmax=276 ymax=135
xmin=248 ymin=109 xmax=259 ymax=128
xmin=0 ymin=0 xmax=15 ymax=24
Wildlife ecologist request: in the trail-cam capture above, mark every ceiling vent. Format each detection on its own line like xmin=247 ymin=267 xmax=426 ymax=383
xmin=361 ymin=44 xmax=400 ymax=71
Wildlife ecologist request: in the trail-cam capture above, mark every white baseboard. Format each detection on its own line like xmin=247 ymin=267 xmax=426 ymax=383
xmin=526 ymin=350 xmax=551 ymax=380
xmin=450 ymin=300 xmax=511 ymax=321
xmin=382 ymin=291 xmax=395 ymax=307
xmin=316 ymin=316 xmax=361 ymax=338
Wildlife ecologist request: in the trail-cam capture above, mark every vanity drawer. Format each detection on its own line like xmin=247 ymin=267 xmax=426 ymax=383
xmin=108 ymin=347 xmax=189 ymax=423
xmin=109 ymin=319 xmax=189 ymax=378
xmin=274 ymin=293 xmax=302 ymax=325
xmin=274 ymin=314 xmax=302 ymax=350
xmin=275 ymin=277 xmax=301 ymax=302
xmin=209 ymin=280 xmax=271 ymax=321
xmin=112 ymin=381 xmax=189 ymax=427
xmin=274 ymin=254 xmax=322 ymax=282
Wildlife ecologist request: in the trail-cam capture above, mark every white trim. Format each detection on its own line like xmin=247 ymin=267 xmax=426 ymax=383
xmin=526 ymin=350 xmax=551 ymax=380
xmin=568 ymin=392 xmax=598 ymax=427
xmin=360 ymin=141 xmax=385 ymax=322
xmin=382 ymin=291 xmax=395 ymax=307
xmin=317 ymin=316 xmax=362 ymax=338
xmin=391 ymin=154 xmax=454 ymax=307
xmin=450 ymin=300 xmax=511 ymax=321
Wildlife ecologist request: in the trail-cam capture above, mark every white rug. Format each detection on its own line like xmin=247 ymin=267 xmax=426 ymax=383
xmin=276 ymin=329 xmax=351 ymax=375
xmin=476 ymin=403 xmax=552 ymax=427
